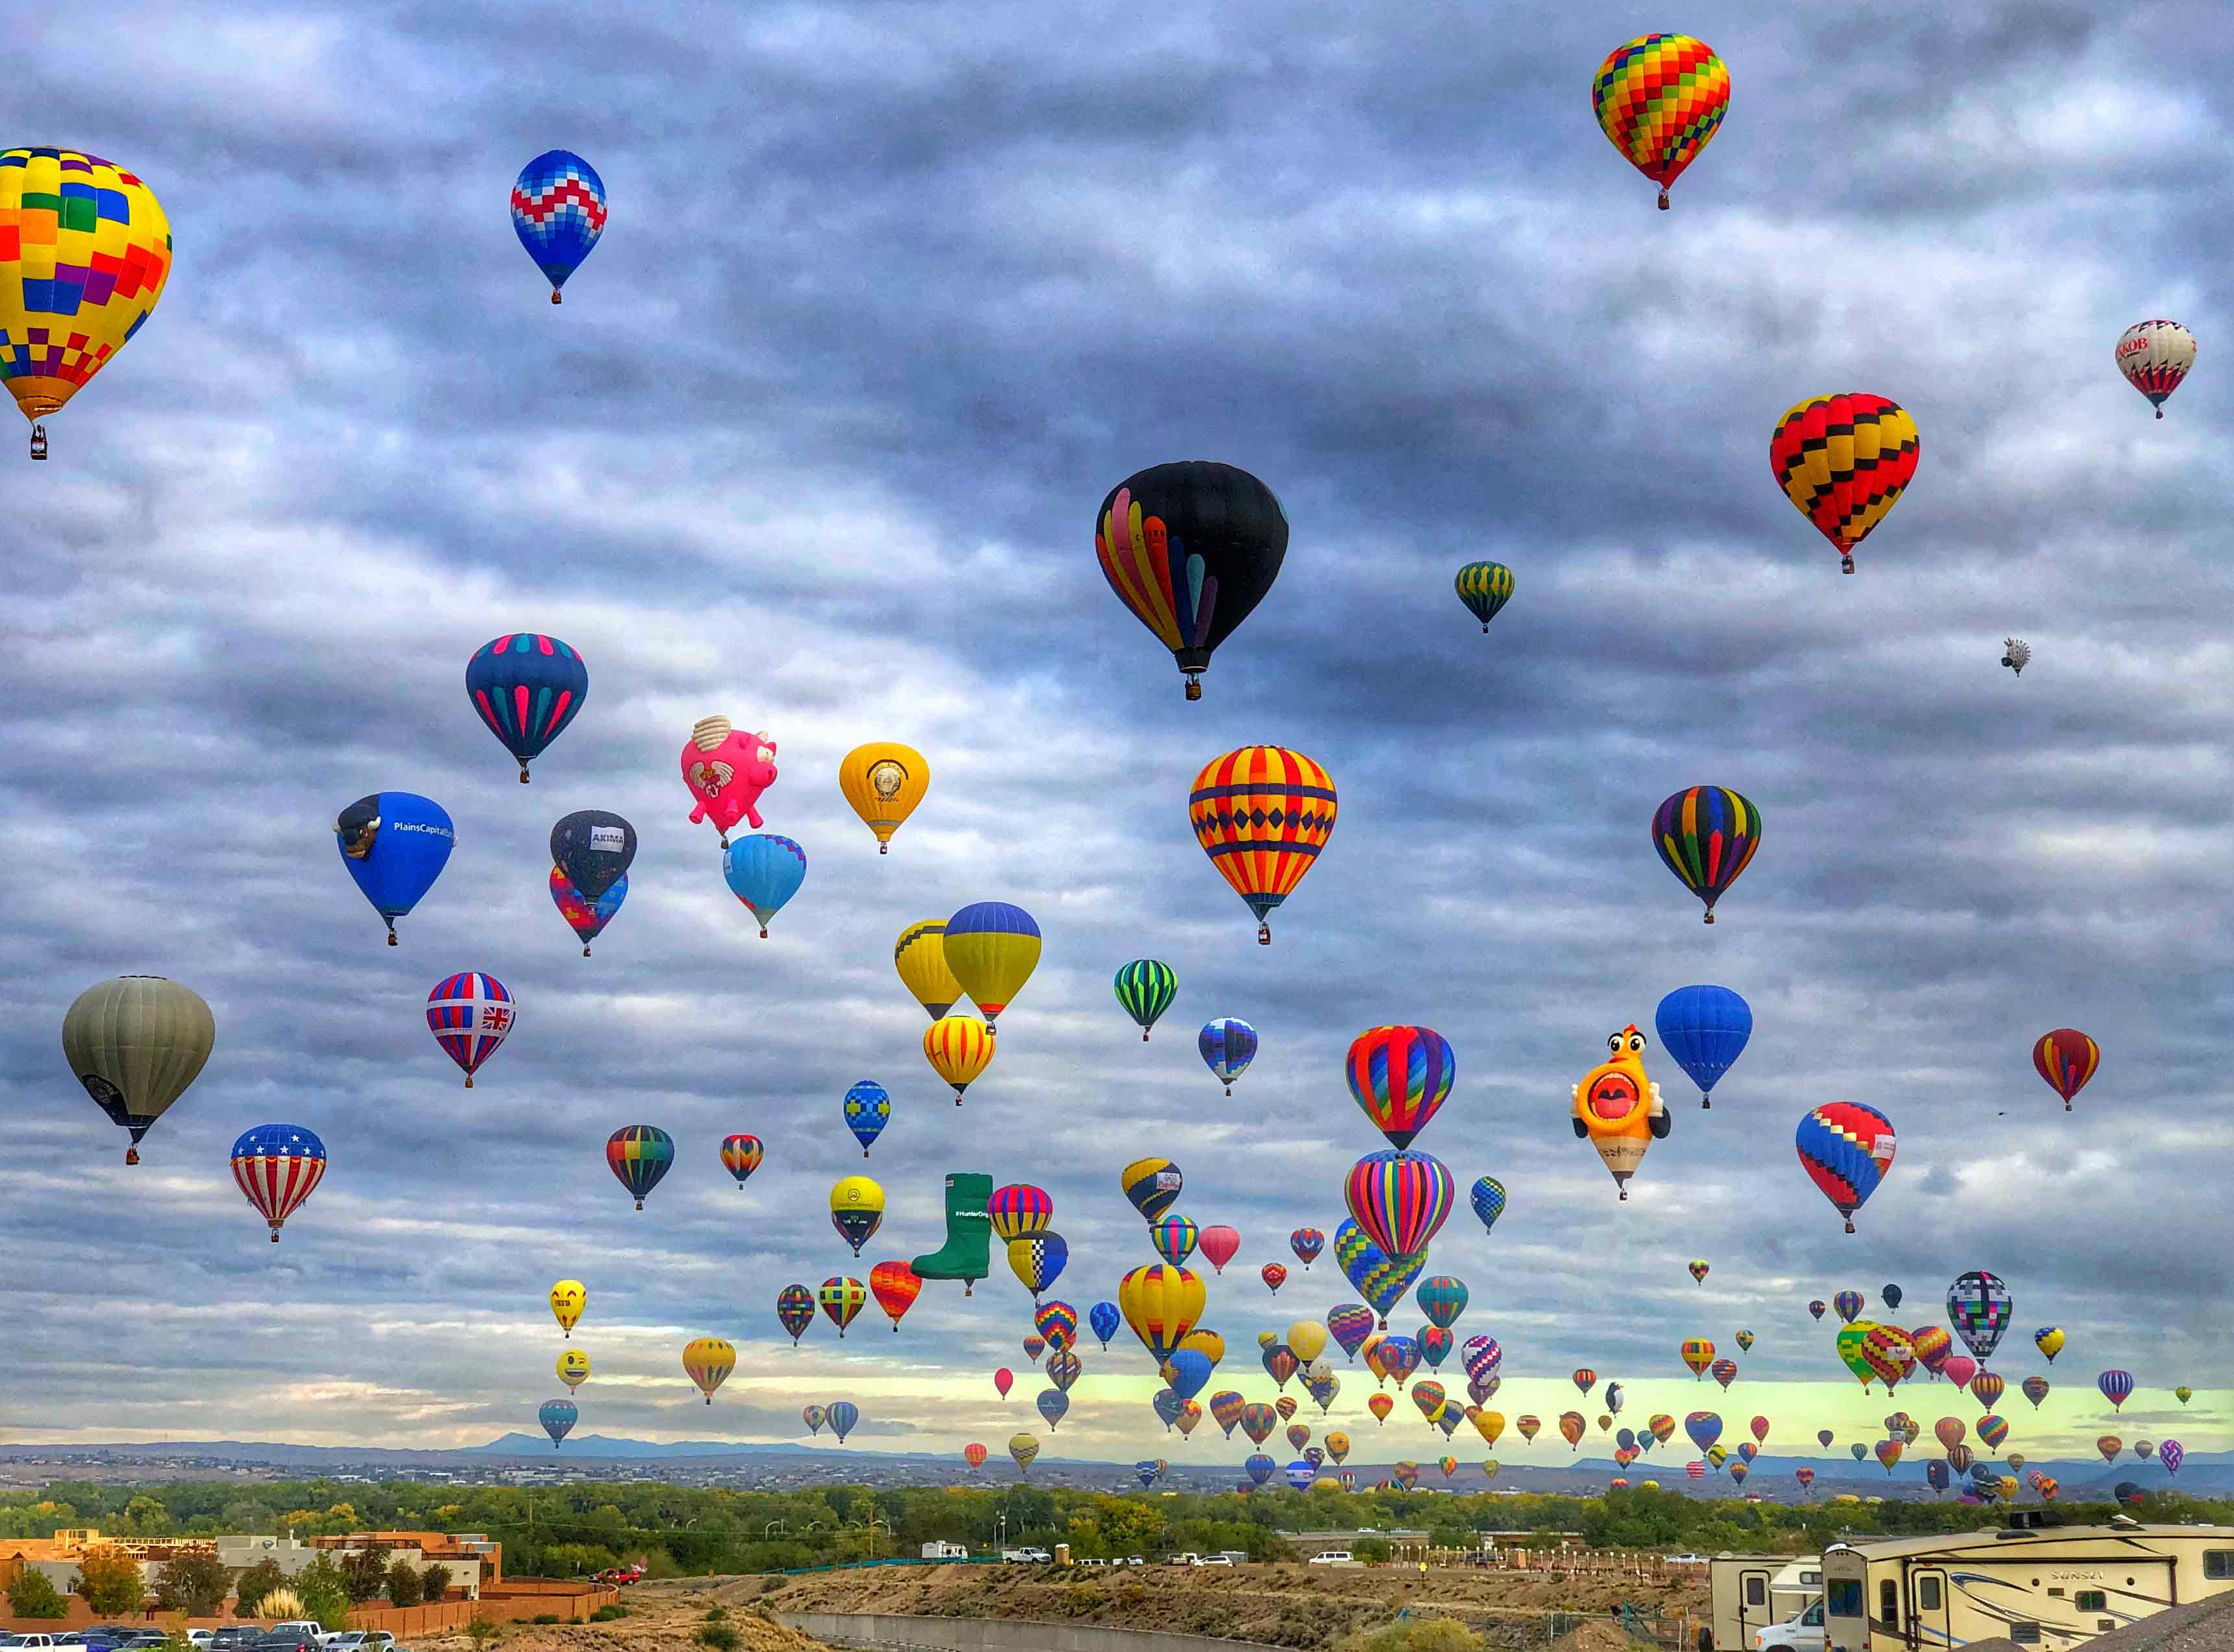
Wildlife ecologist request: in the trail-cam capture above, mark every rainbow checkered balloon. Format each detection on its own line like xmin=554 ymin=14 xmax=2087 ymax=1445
xmin=1591 ymin=35 xmax=1730 ymax=208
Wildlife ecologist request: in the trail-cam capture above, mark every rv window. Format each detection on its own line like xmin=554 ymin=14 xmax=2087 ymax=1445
xmin=1879 ymin=1581 xmax=1901 ymax=1629
xmin=1917 ymin=1577 xmax=1942 ymax=1612
xmin=1746 ymin=1578 xmax=1766 ymax=1607
xmin=1828 ymin=1579 xmax=1864 ymax=1618
xmin=2206 ymin=1552 xmax=2234 ymax=1582
xmin=2076 ymin=1592 xmax=2105 ymax=1612
xmin=2010 ymin=1626 xmax=2040 ymax=1646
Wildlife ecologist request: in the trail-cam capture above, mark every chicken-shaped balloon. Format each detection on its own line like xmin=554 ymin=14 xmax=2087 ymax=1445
xmin=1571 ymin=1025 xmax=1669 ymax=1200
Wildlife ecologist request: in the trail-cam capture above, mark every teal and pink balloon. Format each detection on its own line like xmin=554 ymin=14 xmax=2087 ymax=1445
xmin=1654 ymin=985 xmax=1752 ymax=1108
xmin=827 ymin=1400 xmax=860 ymax=1443
xmin=538 ymin=1398 xmax=577 ymax=1447
xmin=467 ymin=633 xmax=587 ymax=781
xmin=335 ymin=792 xmax=453 ymax=944
xmin=1470 ymin=1176 xmax=1507 ymax=1235
xmin=1114 ymin=960 xmax=1178 ymax=1041
xmin=1418 ymin=1326 xmax=1452 ymax=1368
xmin=1416 ymin=1276 xmax=1469 ymax=1330
xmin=723 ymin=834 xmax=807 ymax=937
xmin=1151 ymin=1213 xmax=1200 ymax=1267
xmin=1200 ymin=1019 xmax=1257 ymax=1095
xmin=842 ymin=1080 xmax=890 ymax=1157
xmin=1089 ymin=1301 xmax=1121 ymax=1349
xmin=1037 ymin=1389 xmax=1069 ymax=1430
xmin=1455 ymin=561 xmax=1514 ymax=633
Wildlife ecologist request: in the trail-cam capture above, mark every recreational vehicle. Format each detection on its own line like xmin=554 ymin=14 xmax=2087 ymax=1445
xmin=1708 ymin=1553 xmax=1807 ymax=1651
xmin=1823 ymin=1516 xmax=2234 ymax=1652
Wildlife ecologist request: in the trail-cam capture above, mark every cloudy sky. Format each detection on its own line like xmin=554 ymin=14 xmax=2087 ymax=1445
xmin=3 ymin=0 xmax=2227 ymax=1477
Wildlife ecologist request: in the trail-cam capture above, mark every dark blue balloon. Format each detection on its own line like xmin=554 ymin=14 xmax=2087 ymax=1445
xmin=539 ymin=1398 xmax=577 ymax=1446
xmin=1655 ymin=984 xmax=1753 ymax=1106
xmin=1244 ymin=1452 xmax=1276 ymax=1487
xmin=335 ymin=792 xmax=454 ymax=943
xmin=1285 ymin=1461 xmax=1317 ymax=1491
xmin=1089 ymin=1300 xmax=1122 ymax=1349
xmin=1163 ymin=1348 xmax=1212 ymax=1402
xmin=1137 ymin=1460 xmax=1161 ymax=1488
xmin=1151 ymin=1389 xmax=1185 ymax=1431
xmin=467 ymin=634 xmax=588 ymax=779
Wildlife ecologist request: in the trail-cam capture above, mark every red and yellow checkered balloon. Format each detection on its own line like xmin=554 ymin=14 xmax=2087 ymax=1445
xmin=1769 ymin=393 xmax=1922 ymax=574
xmin=0 ymin=149 xmax=171 ymax=448
xmin=1591 ymin=35 xmax=1730 ymax=209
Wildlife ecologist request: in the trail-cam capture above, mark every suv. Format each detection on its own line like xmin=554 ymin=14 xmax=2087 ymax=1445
xmin=1756 ymin=1599 xmax=1826 ymax=1652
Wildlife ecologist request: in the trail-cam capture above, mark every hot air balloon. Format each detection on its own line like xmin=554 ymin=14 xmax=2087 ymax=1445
xmin=1682 ymin=1413 xmax=1722 ymax=1452
xmin=1817 ymin=1429 xmax=1834 ymax=1448
xmin=1688 ymin=1259 xmax=1710 ymax=1284
xmin=1808 ymin=1300 xmax=1827 ymax=1321
xmin=1089 ymin=1301 xmax=1123 ymax=1350
xmin=1971 ymin=1371 xmax=2006 ymax=1409
xmin=1008 ymin=1233 xmax=1069 ymax=1300
xmin=1455 ymin=561 xmax=1516 ymax=631
xmin=1114 ymin=960 xmax=1178 ymax=1041
xmin=841 ymin=1081 xmax=890 ymax=1158
xmin=1947 ymin=1271 xmax=2012 ymax=1361
xmin=1036 ymin=1389 xmax=1069 ymax=1431
xmin=1935 ymin=1416 xmax=1967 ymax=1453
xmin=1008 ymin=1434 xmax=1039 ymax=1476
xmin=538 ymin=1398 xmax=577 ymax=1447
xmin=992 ymin=1367 xmax=1017 ymax=1401
xmin=1943 ymin=1355 xmax=1977 ymax=1392
xmin=1189 ymin=746 xmax=1337 ymax=943
xmin=1655 ymin=986 xmax=1752 ymax=1108
xmin=1795 ymin=1466 xmax=1815 ymax=1490
xmin=2098 ymin=1370 xmax=2135 ymax=1411
xmin=1097 ymin=461 xmax=1287 ymax=699
xmin=1557 ymin=1413 xmax=1586 ymax=1450
xmin=723 ymin=834 xmax=807 ymax=938
xmin=1924 ymin=1460 xmax=1949 ymax=1494
xmin=1572 ymin=1025 xmax=1671 ymax=1197
xmin=1118 ymin=1158 xmax=1182 ymax=1224
xmin=1261 ymin=1262 xmax=1289 ymax=1293
xmin=1976 ymin=1414 xmax=2009 ymax=1450
xmin=1410 ymin=1278 xmax=1466 ymax=1333
xmin=550 ymin=1280 xmax=585 ymax=1337
xmin=2161 ymin=1441 xmax=2185 ymax=1477
xmin=1769 ymin=394 xmax=1921 ymax=574
xmin=2032 ymin=1030 xmax=2099 ymax=1112
xmin=719 ymin=1132 xmax=764 ymax=1190
xmin=1681 ymin=1339 xmax=1715 ymax=1378
xmin=549 ymin=865 xmax=626 ymax=956
xmin=2115 ymin=320 xmax=2196 ymax=417
xmin=989 ymin=1184 xmax=1054 ymax=1243
xmin=869 ymin=1261 xmax=921 ymax=1331
xmin=557 ymin=1350 xmax=589 ymax=1392
xmin=1411 ymin=1380 xmax=1446 ymax=1422
xmin=426 ymin=973 xmax=514 ymax=1088
xmin=829 ymin=1177 xmax=884 ymax=1255
xmin=681 ymin=718 xmax=779 ymax=842
xmin=1333 ymin=1219 xmax=1426 ymax=1326
xmin=2032 ymin=1326 xmax=2065 ymax=1363
xmin=1833 ymin=1291 xmax=1865 ymax=1324
xmin=1651 ymin=788 xmax=1762 ymax=923
xmin=1875 ymin=1440 xmax=1903 ymax=1474
xmin=1367 ymin=1393 xmax=1394 ymax=1426
xmin=820 ymin=1276 xmax=867 ymax=1337
xmin=895 ymin=921 xmax=964 ymax=1019
xmin=1196 ymin=1019 xmax=1257 ymax=1095
xmin=2176 ymin=1387 xmax=2192 ymax=1405
xmin=839 ymin=742 xmax=929 ymax=853
xmin=1198 ymin=1226 xmax=1241 ymax=1274
xmin=1711 ymin=1359 xmax=1738 ymax=1391
xmin=1161 ymin=1348 xmax=1210 ymax=1402
xmin=924 ymin=1015 xmax=994 ymax=1104
xmin=1119 ymin=1263 xmax=1204 ymax=1364
xmin=512 ymin=150 xmax=605 ymax=302
xmin=943 ymin=902 xmax=1041 ymax=1032
xmin=683 ymin=1337 xmax=735 ymax=1403
xmin=2002 ymin=637 xmax=2032 ymax=677
xmin=1851 ymin=1444 xmax=1868 ymax=1462
xmin=463 ymin=634 xmax=589 ymax=784
xmin=2097 ymin=1437 xmax=2125 ymax=1464
xmin=1515 ymin=1415 xmax=1542 ymax=1444
xmin=335 ymin=792 xmax=454 ymax=943
xmin=1263 ymin=1343 xmax=1300 ymax=1389
xmin=1036 ymin=1300 xmax=1079 ymax=1352
xmin=1241 ymin=1403 xmax=1279 ymax=1446
xmin=1863 ymin=1326 xmax=1917 ymax=1391
xmin=803 ymin=1404 xmax=827 ymax=1436
xmin=1344 ymin=1150 xmax=1455 ymax=1258
xmin=1589 ymin=36 xmax=1729 ymax=210
xmin=231 ymin=1124 xmax=326 ymax=1243
xmin=1151 ymin=1390 xmax=1184 ymax=1431
xmin=1326 ymin=1431 xmax=1352 ymax=1464
xmin=1468 ymin=1176 xmax=1507 ymax=1235
xmin=2019 ymin=1376 xmax=2050 ymax=1410
xmin=61 ymin=976 xmax=215 ymax=1164
xmin=1290 ymin=1227 xmax=1325 ymax=1268
xmin=820 ymin=1400 xmax=858 ymax=1444
xmin=550 ymin=810 xmax=634 ymax=907
xmin=1797 ymin=1102 xmax=1897 ymax=1232
xmin=1735 ymin=1331 xmax=1755 ymax=1354
xmin=0 ymin=148 xmax=173 ymax=460
xmin=777 ymin=1285 xmax=814 ymax=1346
xmin=1346 ymin=1026 xmax=1457 ymax=1148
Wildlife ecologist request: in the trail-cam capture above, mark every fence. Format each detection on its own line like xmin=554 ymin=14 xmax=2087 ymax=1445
xmin=777 ymin=1609 xmax=1287 ymax=1652
xmin=1403 ymin=1603 xmax=1693 ymax=1652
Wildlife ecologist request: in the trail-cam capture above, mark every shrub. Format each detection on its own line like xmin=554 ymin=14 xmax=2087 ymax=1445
xmin=385 ymin=1557 xmax=422 ymax=1607
xmin=465 ymin=1619 xmax=500 ymax=1651
xmin=75 ymin=1542 xmax=149 ymax=1613
xmin=6 ymin=1570 xmax=70 ymax=1618
xmin=698 ymin=1626 xmax=739 ymax=1652
xmin=235 ymin=1559 xmax=287 ymax=1616
xmin=420 ymin=1563 xmax=454 ymax=1603
xmin=590 ymin=1604 xmax=631 ymax=1623
xmin=1337 ymin=1620 xmax=1486 ymax=1652
xmin=1354 ymin=1537 xmax=1392 ymax=1564
xmin=705 ymin=1605 xmax=729 ymax=1622
xmin=258 ymin=1587 xmax=306 ymax=1621
xmin=531 ymin=1614 xmax=561 ymax=1625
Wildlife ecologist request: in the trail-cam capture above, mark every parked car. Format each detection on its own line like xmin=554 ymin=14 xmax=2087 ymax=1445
xmin=321 ymin=1636 xmax=396 ymax=1652
xmin=1124 ymin=1556 xmax=1145 ymax=1566
xmin=1754 ymin=1599 xmax=1826 ymax=1652
xmin=0 ymin=1636 xmax=67 ymax=1649
xmin=206 ymin=1631 xmax=264 ymax=1651
xmin=1196 ymin=1555 xmax=1234 ymax=1566
xmin=105 ymin=1636 xmax=169 ymax=1651
xmin=250 ymin=1631 xmax=322 ymax=1652
xmin=1308 ymin=1551 xmax=1356 ymax=1566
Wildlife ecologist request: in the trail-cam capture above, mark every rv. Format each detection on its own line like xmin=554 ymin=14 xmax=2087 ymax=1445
xmin=1708 ymin=1553 xmax=1808 ymax=1651
xmin=1771 ymin=1559 xmax=1827 ymax=1625
xmin=1823 ymin=1515 xmax=2234 ymax=1652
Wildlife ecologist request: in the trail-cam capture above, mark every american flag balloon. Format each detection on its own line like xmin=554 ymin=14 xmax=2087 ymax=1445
xmin=232 ymin=1123 xmax=326 ymax=1243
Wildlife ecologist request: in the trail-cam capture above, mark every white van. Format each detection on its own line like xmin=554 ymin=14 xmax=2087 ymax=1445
xmin=1309 ymin=1550 xmax=1357 ymax=1566
xmin=1755 ymin=1596 xmax=1825 ymax=1652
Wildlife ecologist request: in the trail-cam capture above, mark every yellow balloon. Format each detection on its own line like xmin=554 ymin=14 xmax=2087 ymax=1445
xmin=941 ymin=905 xmax=1042 ymax=1030
xmin=1178 ymin=1328 xmax=1226 ymax=1368
xmin=895 ymin=921 xmax=965 ymax=1020
xmin=1285 ymin=1321 xmax=1329 ymax=1365
xmin=923 ymin=1014 xmax=994 ymax=1103
xmin=1474 ymin=1409 xmax=1506 ymax=1447
xmin=1117 ymin=1263 xmax=1204 ymax=1363
xmin=557 ymin=1350 xmax=590 ymax=1392
xmin=549 ymin=1280 xmax=585 ymax=1337
xmin=839 ymin=743 xmax=930 ymax=853
xmin=683 ymin=1336 xmax=736 ymax=1403
xmin=831 ymin=1175 xmax=887 ymax=1216
xmin=0 ymin=150 xmax=173 ymax=459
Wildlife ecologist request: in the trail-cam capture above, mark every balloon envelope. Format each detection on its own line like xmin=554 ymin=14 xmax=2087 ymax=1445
xmin=550 ymin=809 xmax=635 ymax=901
xmin=335 ymin=792 xmax=454 ymax=941
xmin=62 ymin=975 xmax=215 ymax=1163
xmin=511 ymin=150 xmax=606 ymax=298
xmin=724 ymin=834 xmax=807 ymax=936
xmin=1189 ymin=747 xmax=1337 ymax=942
xmin=1590 ymin=36 xmax=1730 ymax=208
xmin=468 ymin=634 xmax=588 ymax=779
xmin=1097 ymin=460 xmax=1288 ymax=697
xmin=1654 ymin=986 xmax=1752 ymax=1104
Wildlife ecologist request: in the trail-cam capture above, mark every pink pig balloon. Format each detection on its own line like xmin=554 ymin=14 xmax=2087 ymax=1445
xmin=681 ymin=716 xmax=779 ymax=844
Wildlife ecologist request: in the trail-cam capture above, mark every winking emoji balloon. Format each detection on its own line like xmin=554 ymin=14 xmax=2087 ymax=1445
xmin=1572 ymin=1025 xmax=1669 ymax=1199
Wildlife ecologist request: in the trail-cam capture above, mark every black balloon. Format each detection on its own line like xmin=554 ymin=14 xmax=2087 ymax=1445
xmin=551 ymin=810 xmax=637 ymax=900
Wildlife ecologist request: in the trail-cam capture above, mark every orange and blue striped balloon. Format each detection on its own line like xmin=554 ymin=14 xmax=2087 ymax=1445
xmin=1591 ymin=35 xmax=1730 ymax=209
xmin=1651 ymin=786 xmax=1761 ymax=923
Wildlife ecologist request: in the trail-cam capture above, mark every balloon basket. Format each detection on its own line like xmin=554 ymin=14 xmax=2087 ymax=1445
xmin=465 ymin=1076 xmax=473 ymax=1088
xmin=582 ymin=945 xmax=592 ymax=956
xmin=1702 ymin=911 xmax=1714 ymax=925
xmin=552 ymin=290 xmax=563 ymax=305
xmin=126 ymin=1147 xmax=140 ymax=1165
xmin=1701 ymin=1098 xmax=1711 ymax=1110
xmin=1841 ymin=555 xmax=1854 ymax=574
xmin=518 ymin=766 xmax=531 ymax=783
xmin=1257 ymin=924 xmax=1271 ymax=945
xmin=2065 ymin=1101 xmax=2072 ymax=1111
xmin=758 ymin=927 xmax=768 ymax=939
xmin=634 ymin=1198 xmax=644 ymax=1210
xmin=387 ymin=932 xmax=398 ymax=946
xmin=1844 ymin=1220 xmax=1856 ymax=1233
xmin=29 ymin=424 xmax=47 ymax=460
xmin=1142 ymin=1031 xmax=1150 ymax=1042
xmin=1618 ymin=1188 xmax=1629 ymax=1200
xmin=1184 ymin=677 xmax=1202 ymax=701
xmin=269 ymin=1230 xmax=280 ymax=1244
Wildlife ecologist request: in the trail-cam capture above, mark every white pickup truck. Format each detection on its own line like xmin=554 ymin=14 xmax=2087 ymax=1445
xmin=1754 ymin=1598 xmax=1825 ymax=1652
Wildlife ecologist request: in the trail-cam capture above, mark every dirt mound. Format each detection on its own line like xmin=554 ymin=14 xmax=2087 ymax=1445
xmin=1547 ymin=1620 xmax=1662 ymax=1652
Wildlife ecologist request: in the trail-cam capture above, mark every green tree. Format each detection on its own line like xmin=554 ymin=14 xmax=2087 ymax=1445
xmin=419 ymin=1563 xmax=454 ymax=1603
xmin=124 ymin=1494 xmax=171 ymax=1534
xmin=291 ymin=1555 xmax=352 ymax=1631
xmin=6 ymin=1570 xmax=69 ymax=1618
xmin=75 ymin=1543 xmax=149 ymax=1613
xmin=698 ymin=1627 xmax=738 ymax=1652
xmin=339 ymin=1544 xmax=391 ymax=1603
xmin=234 ymin=1558 xmax=285 ymax=1616
xmin=1354 ymin=1537 xmax=1392 ymax=1564
xmin=538 ymin=1544 xmax=618 ymax=1577
xmin=384 ymin=1558 xmax=421 ymax=1607
xmin=154 ymin=1551 xmax=235 ymax=1616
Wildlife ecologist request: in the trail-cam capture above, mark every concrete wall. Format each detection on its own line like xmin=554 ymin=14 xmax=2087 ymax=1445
xmin=777 ymin=1609 xmax=1285 ymax=1652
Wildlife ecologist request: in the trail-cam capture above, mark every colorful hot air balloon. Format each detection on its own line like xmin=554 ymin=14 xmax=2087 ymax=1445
xmin=1036 ymin=1389 xmax=1068 ymax=1431
xmin=1572 ymin=1368 xmax=1598 ymax=1398
xmin=943 ymin=902 xmax=1041 ymax=1031
xmin=1943 ymin=1355 xmax=1977 ymax=1391
xmin=1261 ymin=1262 xmax=1288 ymax=1293
xmin=683 ymin=1336 xmax=735 ymax=1403
xmin=1971 ymin=1370 xmax=2006 ymax=1408
xmin=824 ymin=1400 xmax=860 ymax=1443
xmin=1710 ymin=1359 xmax=1739 ymax=1391
xmin=1329 ymin=1305 xmax=1377 ymax=1360
xmin=335 ymin=792 xmax=454 ymax=943
xmin=539 ymin=1398 xmax=577 ymax=1447
xmin=1655 ymin=986 xmax=1752 ymax=1108
xmin=1590 ymin=35 xmax=1730 ymax=210
xmin=1875 ymin=1439 xmax=1903 ymax=1474
xmin=1651 ymin=787 xmax=1762 ymax=923
xmin=511 ymin=150 xmax=605 ymax=302
xmin=803 ymin=1405 xmax=826 ymax=1437
xmin=681 ymin=718 xmax=779 ymax=842
xmin=465 ymin=633 xmax=589 ymax=784
xmin=1008 ymin=1232 xmax=1069 ymax=1299
xmin=723 ymin=834 xmax=807 ymax=937
xmin=1455 ymin=561 xmax=1516 ymax=631
xmin=1036 ymin=1300 xmax=1079 ymax=1352
xmin=1088 ymin=1301 xmax=1122 ymax=1350
xmin=1809 ymin=1300 xmax=1827 ymax=1321
xmin=1735 ymin=1331 xmax=1754 ymax=1353
xmin=2176 ymin=1387 xmax=2192 ymax=1405
xmin=1572 ymin=1025 xmax=1671 ymax=1197
xmin=1469 ymin=1176 xmax=1507 ymax=1235
xmin=895 ymin=921 xmax=964 ymax=1019
xmin=1769 ymin=394 xmax=1921 ymax=574
xmin=1291 ymin=1226 xmax=1325 ymax=1267
xmin=1008 ymin=1433 xmax=1039 ymax=1475
xmin=1097 ymin=461 xmax=1287 ymax=699
xmin=2115 ymin=320 xmax=2196 ymax=417
xmin=721 ymin=1132 xmax=764 ymax=1188
xmin=924 ymin=1015 xmax=994 ymax=1104
xmin=1415 ymin=1278 xmax=1468 ymax=1331
xmin=1606 ymin=1383 xmax=1626 ymax=1416
xmin=1688 ymin=1259 xmax=1710 ymax=1284
xmin=550 ymin=812 xmax=634 ymax=912
xmin=989 ymin=1184 xmax=1054 ymax=1242
xmin=2160 ymin=1440 xmax=2185 ymax=1477
xmin=1189 ymin=746 xmax=1337 ymax=943
xmin=1976 ymin=1414 xmax=2009 ymax=1450
xmin=1344 ymin=1150 xmax=1455 ymax=1258
xmin=2021 ymin=1375 xmax=2051 ymax=1409
xmin=840 ymin=1080 xmax=891 ymax=1158
xmin=1795 ymin=1466 xmax=1815 ymax=1490
xmin=61 ymin=976 xmax=215 ymax=1164
xmin=869 ymin=1260 xmax=921 ymax=1331
xmin=1834 ymin=1291 xmax=1865 ymax=1324
xmin=0 ymin=148 xmax=173 ymax=461
xmin=1333 ymin=1219 xmax=1426 ymax=1326
xmin=549 ymin=1280 xmax=585 ymax=1337
xmin=557 ymin=1350 xmax=589 ymax=1392
xmin=550 ymin=865 xmax=626 ymax=956
xmin=1681 ymin=1338 xmax=1715 ymax=1378
xmin=1198 ymin=1226 xmax=1241 ymax=1274
xmin=838 ymin=742 xmax=929 ymax=853
xmin=1345 ymin=1026 xmax=1457 ymax=1149
xmin=606 ymin=1125 xmax=672 ymax=1209
xmin=1114 ymin=960 xmax=1178 ymax=1041
xmin=2032 ymin=1030 xmax=2099 ymax=1111
xmin=2034 ymin=1326 xmax=2065 ymax=1363
xmin=993 ymin=1367 xmax=1015 ymax=1400
xmin=831 ymin=1176 xmax=886 ymax=1256
xmin=1119 ymin=1158 xmax=1182 ymax=1223
xmin=231 ymin=1124 xmax=326 ymax=1243
xmin=1947 ymin=1271 xmax=2012 ymax=1361
xmin=426 ymin=973 xmax=514 ymax=1088
xmin=820 ymin=1276 xmax=868 ymax=1337
xmin=1119 ymin=1263 xmax=1205 ymax=1364
xmin=1196 ymin=1019 xmax=1258 ymax=1096
xmin=1797 ymin=1102 xmax=1897 ymax=1232
xmin=2098 ymin=1370 xmax=2135 ymax=1411
xmin=777 ymin=1285 xmax=814 ymax=1346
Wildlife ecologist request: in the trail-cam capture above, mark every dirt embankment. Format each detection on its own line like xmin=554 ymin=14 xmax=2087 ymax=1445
xmin=414 ymin=1582 xmax=823 ymax=1652
xmin=749 ymin=1561 xmax=1708 ymax=1651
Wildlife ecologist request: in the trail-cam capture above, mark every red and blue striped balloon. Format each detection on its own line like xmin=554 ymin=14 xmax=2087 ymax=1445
xmin=1795 ymin=1102 xmax=1896 ymax=1233
xmin=231 ymin=1123 xmax=326 ymax=1243
xmin=1344 ymin=1026 xmax=1455 ymax=1148
xmin=426 ymin=972 xmax=514 ymax=1087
